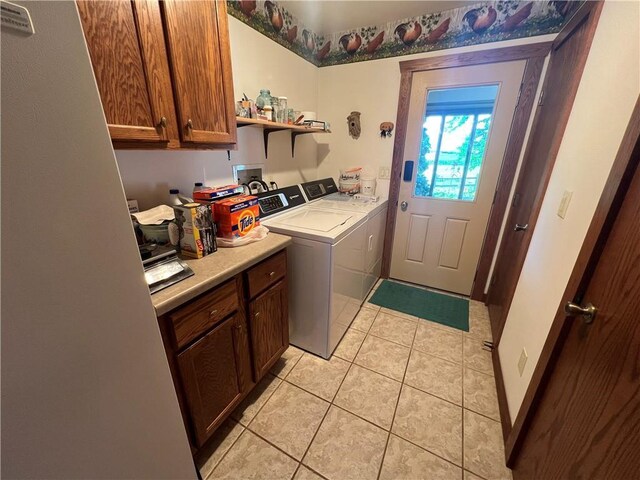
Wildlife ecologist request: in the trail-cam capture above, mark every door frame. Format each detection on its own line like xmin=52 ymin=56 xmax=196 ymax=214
xmin=486 ymin=2 xmax=604 ymax=344
xmin=503 ymin=95 xmax=640 ymax=466
xmin=381 ymin=42 xmax=552 ymax=300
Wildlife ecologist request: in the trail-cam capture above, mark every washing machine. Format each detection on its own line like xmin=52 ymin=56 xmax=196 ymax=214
xmin=300 ymin=178 xmax=389 ymax=300
xmin=257 ymin=185 xmax=367 ymax=359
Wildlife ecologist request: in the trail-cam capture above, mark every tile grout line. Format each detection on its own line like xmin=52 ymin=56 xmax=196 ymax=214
xmin=375 ymin=314 xmax=419 ymax=480
xmin=201 ymin=426 xmax=244 ymax=480
xmin=208 ymin=351 xmax=305 ymax=479
xmin=286 ymin=307 xmax=379 ymax=473
xmin=209 ymin=378 xmax=289 ymax=479
xmin=293 ymin=304 xmax=388 ymax=478
xmin=209 ymin=303 xmax=494 ymax=480
xmin=295 ymin=356 xmax=358 ymax=477
xmin=382 ymin=422 xmax=468 ymax=473
xmin=462 ymin=314 xmax=466 ymax=479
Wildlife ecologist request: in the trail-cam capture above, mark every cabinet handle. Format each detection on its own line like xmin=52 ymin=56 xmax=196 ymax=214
xmin=209 ymin=309 xmax=218 ymax=317
xmin=234 ymin=324 xmax=242 ymax=332
xmin=254 ymin=312 xmax=261 ymax=318
xmin=158 ymin=116 xmax=167 ymax=129
xmin=186 ymin=118 xmax=193 ymax=130
xmin=268 ymin=271 xmax=275 ymax=277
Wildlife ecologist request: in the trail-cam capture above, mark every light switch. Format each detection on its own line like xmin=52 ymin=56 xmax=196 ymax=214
xmin=518 ymin=348 xmax=528 ymax=377
xmin=557 ymin=190 xmax=573 ymax=219
xmin=378 ymin=166 xmax=391 ymax=179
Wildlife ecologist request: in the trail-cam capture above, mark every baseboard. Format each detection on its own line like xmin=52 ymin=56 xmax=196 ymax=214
xmin=492 ymin=346 xmax=512 ymax=448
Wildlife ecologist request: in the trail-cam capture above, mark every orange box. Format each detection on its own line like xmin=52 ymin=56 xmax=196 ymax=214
xmin=214 ymin=195 xmax=260 ymax=239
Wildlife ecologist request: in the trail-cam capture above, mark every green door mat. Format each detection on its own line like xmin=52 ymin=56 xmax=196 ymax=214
xmin=369 ymin=280 xmax=469 ymax=331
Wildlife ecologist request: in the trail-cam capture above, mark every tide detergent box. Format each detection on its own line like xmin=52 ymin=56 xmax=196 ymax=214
xmin=172 ymin=203 xmax=217 ymax=259
xmin=214 ymin=195 xmax=260 ymax=239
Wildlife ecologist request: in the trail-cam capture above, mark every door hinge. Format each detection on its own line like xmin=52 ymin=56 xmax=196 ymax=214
xmin=483 ymin=341 xmax=495 ymax=351
xmin=538 ymin=89 xmax=545 ymax=106
xmin=515 ymin=82 xmax=523 ymax=107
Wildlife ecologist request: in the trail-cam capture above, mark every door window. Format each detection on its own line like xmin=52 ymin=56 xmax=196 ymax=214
xmin=415 ymin=85 xmax=498 ymax=201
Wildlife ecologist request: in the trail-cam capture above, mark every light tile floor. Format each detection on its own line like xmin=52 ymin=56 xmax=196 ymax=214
xmin=198 ymin=283 xmax=511 ymax=480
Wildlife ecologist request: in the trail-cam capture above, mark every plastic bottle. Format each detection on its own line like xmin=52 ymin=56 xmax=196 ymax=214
xmin=193 ymin=182 xmax=205 ymax=194
xmin=168 ymin=189 xmax=193 ymax=205
xmin=169 ymin=189 xmax=182 ymax=206
xmin=263 ymin=105 xmax=274 ymax=122
xmin=278 ymin=97 xmax=288 ymax=123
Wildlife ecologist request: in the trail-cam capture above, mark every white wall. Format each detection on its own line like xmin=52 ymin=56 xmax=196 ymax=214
xmin=316 ymin=35 xmax=556 ymax=197
xmin=1 ymin=2 xmax=196 ymax=478
xmin=499 ymin=0 xmax=640 ymax=422
xmin=116 ymin=17 xmax=319 ymax=210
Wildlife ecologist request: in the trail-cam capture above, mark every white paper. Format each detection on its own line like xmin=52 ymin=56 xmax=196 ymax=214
xmin=1 ymin=1 xmax=34 ymax=35
xmin=144 ymin=261 xmax=184 ymax=285
xmin=132 ymin=205 xmax=175 ymax=225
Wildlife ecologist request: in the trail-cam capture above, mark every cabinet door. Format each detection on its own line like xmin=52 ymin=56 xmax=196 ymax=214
xmin=162 ymin=0 xmax=237 ymax=145
xmin=177 ymin=314 xmax=244 ymax=447
xmin=77 ymin=0 xmax=178 ymax=144
xmin=249 ymin=280 xmax=289 ymax=379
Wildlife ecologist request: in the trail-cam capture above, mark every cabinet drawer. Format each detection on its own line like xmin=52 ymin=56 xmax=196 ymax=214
xmin=246 ymin=251 xmax=286 ymax=299
xmin=169 ymin=278 xmax=239 ymax=349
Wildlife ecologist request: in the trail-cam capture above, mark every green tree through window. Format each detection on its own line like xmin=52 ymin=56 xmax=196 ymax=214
xmin=415 ymin=112 xmax=492 ymax=201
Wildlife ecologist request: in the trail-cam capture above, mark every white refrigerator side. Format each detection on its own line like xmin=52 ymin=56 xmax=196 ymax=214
xmin=1 ymin=2 xmax=196 ymax=478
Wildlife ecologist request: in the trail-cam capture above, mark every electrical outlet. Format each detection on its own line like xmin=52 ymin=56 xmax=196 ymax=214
xmin=518 ymin=348 xmax=528 ymax=377
xmin=557 ymin=190 xmax=573 ymax=219
xmin=378 ymin=166 xmax=391 ymax=179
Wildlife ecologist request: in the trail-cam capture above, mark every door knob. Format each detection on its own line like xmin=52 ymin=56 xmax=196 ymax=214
xmin=564 ymin=301 xmax=598 ymax=324
xmin=514 ymin=223 xmax=529 ymax=232
xmin=400 ymin=201 xmax=408 ymax=212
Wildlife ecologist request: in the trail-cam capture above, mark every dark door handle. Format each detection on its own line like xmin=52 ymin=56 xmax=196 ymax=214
xmin=514 ymin=223 xmax=529 ymax=232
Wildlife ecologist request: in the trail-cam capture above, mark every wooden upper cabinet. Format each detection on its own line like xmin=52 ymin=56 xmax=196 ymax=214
xmin=162 ymin=0 xmax=237 ymax=145
xmin=77 ymin=0 xmax=179 ymax=145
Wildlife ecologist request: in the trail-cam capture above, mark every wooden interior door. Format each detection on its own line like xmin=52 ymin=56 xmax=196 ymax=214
xmin=487 ymin=3 xmax=603 ymax=342
xmin=511 ymin=131 xmax=640 ymax=479
xmin=248 ymin=280 xmax=289 ymax=380
xmin=162 ymin=0 xmax=237 ymax=145
xmin=76 ymin=0 xmax=178 ymax=144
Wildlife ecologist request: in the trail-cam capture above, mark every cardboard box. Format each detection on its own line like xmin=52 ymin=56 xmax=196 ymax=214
xmin=214 ymin=195 xmax=260 ymax=239
xmin=193 ymin=185 xmax=244 ymax=201
xmin=172 ymin=203 xmax=217 ymax=259
xmin=127 ymin=199 xmax=139 ymax=213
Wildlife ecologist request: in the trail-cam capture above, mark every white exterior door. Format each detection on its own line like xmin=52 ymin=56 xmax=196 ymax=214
xmin=390 ymin=61 xmax=525 ymax=295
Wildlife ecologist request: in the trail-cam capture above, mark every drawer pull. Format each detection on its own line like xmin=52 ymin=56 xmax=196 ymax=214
xmin=209 ymin=309 xmax=218 ymax=317
xmin=268 ymin=271 xmax=275 ymax=277
xmin=254 ymin=312 xmax=261 ymax=318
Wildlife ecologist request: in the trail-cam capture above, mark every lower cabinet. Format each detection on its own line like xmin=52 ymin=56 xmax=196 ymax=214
xmin=177 ymin=314 xmax=244 ymax=447
xmin=158 ymin=250 xmax=288 ymax=451
xmin=249 ymin=279 xmax=289 ymax=379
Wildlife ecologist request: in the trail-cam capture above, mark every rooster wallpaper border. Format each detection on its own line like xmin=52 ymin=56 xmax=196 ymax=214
xmin=227 ymin=1 xmax=580 ymax=67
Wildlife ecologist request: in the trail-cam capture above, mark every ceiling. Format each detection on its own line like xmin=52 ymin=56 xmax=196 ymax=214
xmin=279 ymin=1 xmax=477 ymax=35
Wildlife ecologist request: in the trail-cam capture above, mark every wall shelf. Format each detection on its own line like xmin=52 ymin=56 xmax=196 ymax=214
xmin=236 ymin=117 xmax=330 ymax=157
